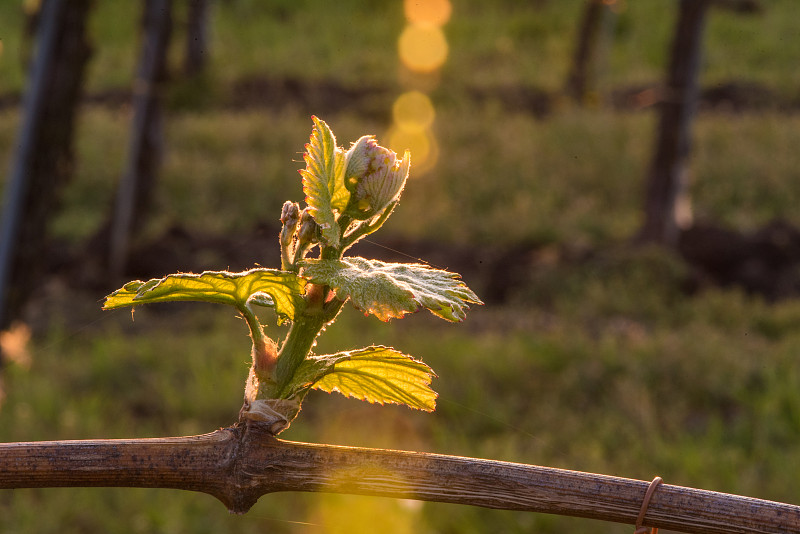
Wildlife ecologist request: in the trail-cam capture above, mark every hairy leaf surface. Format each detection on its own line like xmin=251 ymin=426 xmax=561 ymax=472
xmin=291 ymin=346 xmax=436 ymax=411
xmin=103 ymin=268 xmax=306 ymax=320
xmin=300 ymin=116 xmax=349 ymax=247
xmin=302 ymin=257 xmax=482 ymax=321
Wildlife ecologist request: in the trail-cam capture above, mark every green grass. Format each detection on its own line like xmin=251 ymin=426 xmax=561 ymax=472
xmin=2 ymin=1 xmax=800 ymax=532
xmin=13 ymin=105 xmax=800 ymax=247
xmin=1 ymin=0 xmax=799 ymax=95
xmin=2 ymin=257 xmax=800 ymax=532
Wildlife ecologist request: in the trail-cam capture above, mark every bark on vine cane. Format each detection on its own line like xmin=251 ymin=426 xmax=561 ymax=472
xmin=1 ymin=422 xmax=798 ymax=533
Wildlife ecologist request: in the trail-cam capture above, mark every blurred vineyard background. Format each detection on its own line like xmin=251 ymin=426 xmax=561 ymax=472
xmin=1 ymin=0 xmax=800 ymax=532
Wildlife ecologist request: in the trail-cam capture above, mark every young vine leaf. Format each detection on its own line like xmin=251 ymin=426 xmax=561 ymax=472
xmin=301 ymin=257 xmax=483 ymax=322
xmin=103 ymin=268 xmax=306 ymax=321
xmin=290 ymin=346 xmax=437 ymax=411
xmin=300 ymin=116 xmax=350 ymax=248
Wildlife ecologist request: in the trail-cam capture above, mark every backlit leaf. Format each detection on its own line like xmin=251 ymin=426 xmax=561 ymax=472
xmin=301 ymin=257 xmax=482 ymax=322
xmin=103 ymin=268 xmax=306 ymax=321
xmin=300 ymin=116 xmax=349 ymax=248
xmin=291 ymin=346 xmax=437 ymax=411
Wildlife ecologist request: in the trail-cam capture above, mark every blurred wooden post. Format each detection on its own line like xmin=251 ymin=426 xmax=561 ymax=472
xmin=564 ymin=0 xmax=617 ymax=105
xmin=0 ymin=0 xmax=92 ymax=331
xmin=638 ymin=0 xmax=709 ymax=246
xmin=184 ymin=0 xmax=211 ymax=77
xmin=109 ymin=0 xmax=173 ymax=278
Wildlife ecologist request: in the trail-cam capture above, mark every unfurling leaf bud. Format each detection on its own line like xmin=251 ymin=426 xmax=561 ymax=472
xmin=280 ymin=201 xmax=301 ymax=248
xmin=344 ymin=135 xmax=375 ymax=192
xmin=281 ymin=200 xmax=301 ymax=226
xmin=343 ymin=137 xmax=411 ymax=220
xmin=297 ymin=207 xmax=319 ymax=247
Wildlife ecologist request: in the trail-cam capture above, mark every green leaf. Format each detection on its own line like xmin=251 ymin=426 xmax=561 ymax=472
xmin=301 ymin=257 xmax=483 ymax=322
xmin=300 ymin=116 xmax=350 ymax=248
xmin=292 ymin=346 xmax=437 ymax=411
xmin=103 ymin=268 xmax=307 ymax=321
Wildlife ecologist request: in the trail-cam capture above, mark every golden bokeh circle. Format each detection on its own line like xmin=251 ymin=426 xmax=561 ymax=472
xmin=393 ymin=91 xmax=436 ymax=132
xmin=388 ymin=126 xmax=438 ymax=177
xmin=404 ymin=0 xmax=452 ymax=26
xmin=398 ymin=24 xmax=448 ymax=73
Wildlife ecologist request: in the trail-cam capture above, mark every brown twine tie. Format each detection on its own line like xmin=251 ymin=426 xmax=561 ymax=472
xmin=634 ymin=476 xmax=663 ymax=534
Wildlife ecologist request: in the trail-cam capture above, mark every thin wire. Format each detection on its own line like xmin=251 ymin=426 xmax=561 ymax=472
xmin=249 ymin=514 xmax=324 ymax=528
xmin=634 ymin=476 xmax=663 ymax=534
xmin=359 ymin=237 xmax=437 ymax=268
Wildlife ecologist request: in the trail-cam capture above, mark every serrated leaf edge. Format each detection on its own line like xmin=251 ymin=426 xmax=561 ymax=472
xmin=303 ymin=346 xmax=438 ymax=412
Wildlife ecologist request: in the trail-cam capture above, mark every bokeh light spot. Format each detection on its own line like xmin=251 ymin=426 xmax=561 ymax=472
xmin=398 ymin=24 xmax=448 ymax=73
xmin=404 ymin=0 xmax=452 ymax=26
xmin=23 ymin=0 xmax=41 ymax=15
xmin=393 ymin=91 xmax=435 ymax=132
xmin=388 ymin=126 xmax=438 ymax=177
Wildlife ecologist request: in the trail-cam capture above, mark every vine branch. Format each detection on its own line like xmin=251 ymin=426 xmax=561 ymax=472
xmin=1 ymin=423 xmax=797 ymax=533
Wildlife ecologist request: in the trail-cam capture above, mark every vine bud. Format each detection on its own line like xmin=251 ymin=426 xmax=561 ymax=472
xmin=344 ymin=135 xmax=374 ymax=193
xmin=280 ymin=201 xmax=301 ymax=248
xmin=297 ymin=207 xmax=319 ymax=247
xmin=343 ymin=136 xmax=411 ymax=220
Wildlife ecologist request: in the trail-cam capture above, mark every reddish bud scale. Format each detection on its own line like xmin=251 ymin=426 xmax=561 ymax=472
xmin=305 ymin=283 xmax=324 ymax=301
xmin=253 ymin=337 xmax=279 ymax=374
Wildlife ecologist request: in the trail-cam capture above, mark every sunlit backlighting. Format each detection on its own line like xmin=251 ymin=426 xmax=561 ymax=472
xmin=22 ymin=0 xmax=41 ymax=15
xmin=388 ymin=125 xmax=438 ymax=177
xmin=404 ymin=0 xmax=452 ymax=26
xmin=394 ymin=0 xmax=450 ymax=177
xmin=0 ymin=322 xmax=32 ymax=369
xmin=393 ymin=91 xmax=435 ymax=132
xmin=313 ymin=489 xmax=420 ymax=534
xmin=398 ymin=24 xmax=448 ymax=73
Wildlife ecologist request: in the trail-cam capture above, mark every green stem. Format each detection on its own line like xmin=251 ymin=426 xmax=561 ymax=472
xmin=341 ymin=201 xmax=397 ymax=252
xmin=292 ymin=240 xmax=315 ymax=266
xmin=272 ymin=230 xmax=347 ymax=397
xmin=239 ymin=305 xmax=265 ymax=345
xmin=337 ymin=214 xmax=353 ymax=235
xmin=280 ymin=244 xmax=294 ymax=272
xmin=274 ymin=296 xmax=345 ymax=393
xmin=274 ymin=312 xmax=326 ymax=388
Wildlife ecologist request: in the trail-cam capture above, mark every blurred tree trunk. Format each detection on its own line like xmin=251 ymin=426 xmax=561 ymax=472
xmin=564 ymin=0 xmax=616 ymax=105
xmin=184 ymin=0 xmax=211 ymax=77
xmin=0 ymin=0 xmax=92 ymax=333
xmin=638 ymin=0 xmax=709 ymax=246
xmin=108 ymin=0 xmax=173 ymax=278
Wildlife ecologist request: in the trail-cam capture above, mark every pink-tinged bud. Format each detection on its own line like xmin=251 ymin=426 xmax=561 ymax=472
xmin=344 ymin=135 xmax=375 ymax=192
xmin=344 ymin=137 xmax=411 ymax=220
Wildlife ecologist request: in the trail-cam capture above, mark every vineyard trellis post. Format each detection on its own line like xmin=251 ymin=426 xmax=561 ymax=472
xmin=108 ymin=0 xmax=173 ymax=279
xmin=0 ymin=0 xmax=92 ymax=337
